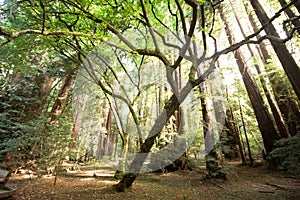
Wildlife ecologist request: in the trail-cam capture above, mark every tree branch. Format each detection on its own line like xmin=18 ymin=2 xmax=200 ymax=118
xmin=206 ymin=0 xmax=297 ymax=61
xmin=168 ymin=0 xmax=179 ymax=34
xmin=175 ymin=0 xmax=187 ymax=35
xmin=200 ymin=4 xmax=207 ymax=51
xmin=39 ymin=0 xmax=46 ymax=34
xmin=171 ymin=0 xmax=198 ymax=70
xmin=140 ymin=0 xmax=160 ymax=52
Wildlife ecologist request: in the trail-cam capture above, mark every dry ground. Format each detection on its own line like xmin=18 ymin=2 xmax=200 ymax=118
xmin=4 ymin=162 xmax=300 ymax=200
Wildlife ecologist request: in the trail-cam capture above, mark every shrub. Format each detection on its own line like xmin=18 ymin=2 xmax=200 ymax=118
xmin=268 ymin=134 xmax=300 ymax=172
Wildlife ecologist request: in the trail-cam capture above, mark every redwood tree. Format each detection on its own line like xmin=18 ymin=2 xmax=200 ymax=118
xmin=220 ymin=6 xmax=279 ymax=154
xmin=245 ymin=0 xmax=300 ymax=136
xmin=250 ymin=0 xmax=300 ymax=100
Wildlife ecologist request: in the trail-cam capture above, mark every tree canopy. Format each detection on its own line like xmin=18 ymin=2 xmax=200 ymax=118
xmin=0 ymin=0 xmax=299 ymax=194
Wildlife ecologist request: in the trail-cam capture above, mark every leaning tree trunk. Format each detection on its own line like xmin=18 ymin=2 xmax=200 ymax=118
xmin=115 ymin=74 xmax=207 ymax=192
xmin=250 ymin=0 xmax=300 ymax=101
xmin=220 ymin=6 xmax=279 ymax=153
xmin=230 ymin=1 xmax=290 ymax=138
xmin=245 ymin=1 xmax=300 ymax=136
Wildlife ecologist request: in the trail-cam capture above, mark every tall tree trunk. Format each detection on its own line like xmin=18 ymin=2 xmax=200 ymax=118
xmin=197 ymin=67 xmax=225 ymax=179
xmin=245 ymin=1 xmax=300 ymax=136
xmin=200 ymin=84 xmax=219 ymax=178
xmin=165 ymin=66 xmax=189 ymax=171
xmin=250 ymin=0 xmax=300 ymax=101
xmin=39 ymin=75 xmax=56 ymax=108
xmin=230 ymin=1 xmax=290 ymax=138
xmin=72 ymin=93 xmax=88 ymax=146
xmin=105 ymin=107 xmax=113 ymax=156
xmin=278 ymin=0 xmax=300 ymax=35
xmin=239 ymin=99 xmax=254 ymax=164
xmin=49 ymin=71 xmax=75 ymax=151
xmin=219 ymin=63 xmax=244 ymax=162
xmin=50 ymin=71 xmax=74 ymax=123
xmin=97 ymin=101 xmax=108 ymax=158
xmin=220 ymin=6 xmax=279 ymax=153
xmin=223 ymin=107 xmax=245 ymax=163
xmin=292 ymin=0 xmax=300 ymax=13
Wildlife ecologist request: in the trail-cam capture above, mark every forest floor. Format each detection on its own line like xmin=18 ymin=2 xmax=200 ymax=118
xmin=4 ymin=161 xmax=300 ymax=200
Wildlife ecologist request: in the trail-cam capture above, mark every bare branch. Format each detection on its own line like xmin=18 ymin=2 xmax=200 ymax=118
xmin=115 ymin=50 xmax=139 ymax=89
xmin=172 ymin=0 xmax=198 ymax=69
xmin=168 ymin=0 xmax=179 ymax=34
xmin=205 ymin=0 xmax=297 ymax=61
xmin=149 ymin=0 xmax=179 ymax=41
xmin=140 ymin=0 xmax=160 ymax=51
xmin=39 ymin=0 xmax=46 ymax=34
xmin=1 ymin=28 xmax=94 ymax=38
xmin=200 ymin=4 xmax=207 ymax=51
xmin=175 ymin=0 xmax=187 ymax=35
xmin=207 ymin=26 xmax=299 ymax=61
xmin=152 ymin=29 xmax=181 ymax=50
xmin=136 ymin=49 xmax=171 ymax=66
xmin=207 ymin=1 xmax=218 ymax=52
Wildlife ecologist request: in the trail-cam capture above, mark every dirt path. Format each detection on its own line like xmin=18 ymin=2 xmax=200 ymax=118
xmin=5 ymin=162 xmax=300 ymax=200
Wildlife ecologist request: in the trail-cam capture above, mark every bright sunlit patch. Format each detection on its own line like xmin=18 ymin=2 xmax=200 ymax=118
xmin=94 ymin=173 xmax=114 ymax=177
xmin=80 ymin=178 xmax=95 ymax=181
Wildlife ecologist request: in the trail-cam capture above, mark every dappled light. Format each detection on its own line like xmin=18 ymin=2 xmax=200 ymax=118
xmin=0 ymin=0 xmax=299 ymax=199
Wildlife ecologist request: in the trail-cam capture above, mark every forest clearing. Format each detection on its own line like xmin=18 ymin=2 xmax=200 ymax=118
xmin=4 ymin=162 xmax=300 ymax=200
xmin=1 ymin=0 xmax=300 ymax=198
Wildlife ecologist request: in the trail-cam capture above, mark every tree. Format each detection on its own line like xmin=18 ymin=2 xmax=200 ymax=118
xmin=0 ymin=0 xmax=299 ymax=192
xmin=278 ymin=0 xmax=300 ymax=35
xmin=220 ymin=5 xmax=279 ymax=154
xmin=245 ymin=0 xmax=300 ymax=136
xmin=250 ymin=0 xmax=300 ymax=100
xmin=199 ymin=77 xmax=225 ymax=179
xmin=230 ymin=0 xmax=289 ymax=138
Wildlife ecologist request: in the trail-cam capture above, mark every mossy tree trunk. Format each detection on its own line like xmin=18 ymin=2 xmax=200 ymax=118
xmin=115 ymin=74 xmax=207 ymax=192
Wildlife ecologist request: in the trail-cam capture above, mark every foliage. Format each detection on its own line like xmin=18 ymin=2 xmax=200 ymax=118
xmin=268 ymin=133 xmax=300 ymax=172
xmin=0 ymin=0 xmax=299 ymax=193
xmin=0 ymin=74 xmax=41 ymax=167
xmin=0 ymin=72 xmax=79 ymax=171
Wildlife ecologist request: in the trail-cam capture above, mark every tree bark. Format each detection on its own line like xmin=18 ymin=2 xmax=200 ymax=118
xmin=292 ymin=0 xmax=300 ymax=13
xmin=50 ymin=71 xmax=74 ymax=123
xmin=165 ymin=66 xmax=189 ymax=171
xmin=220 ymin=6 xmax=279 ymax=153
xmin=278 ymin=0 xmax=300 ymax=35
xmin=250 ymin=0 xmax=300 ymax=101
xmin=231 ymin=1 xmax=290 ymax=138
xmin=245 ymin=1 xmax=300 ymax=136
xmin=199 ymin=82 xmax=225 ymax=179
xmin=114 ymin=133 xmax=129 ymax=179
xmin=239 ymin=99 xmax=253 ymax=164
xmin=115 ymin=72 xmax=207 ymax=192
xmin=105 ymin=107 xmax=113 ymax=156
xmin=223 ymin=107 xmax=245 ymax=162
